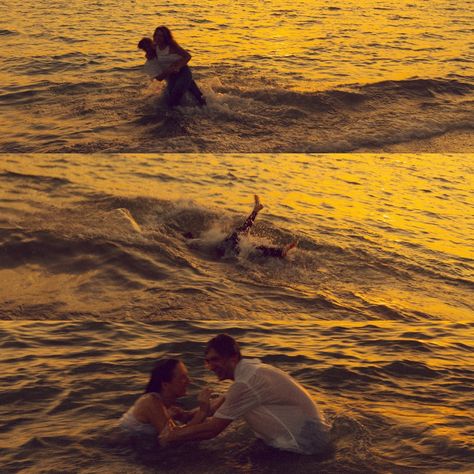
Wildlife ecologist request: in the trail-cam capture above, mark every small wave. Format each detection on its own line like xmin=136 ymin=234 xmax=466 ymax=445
xmin=0 ymin=88 xmax=45 ymax=106
xmin=382 ymin=360 xmax=441 ymax=379
xmin=0 ymin=29 xmax=18 ymax=36
xmin=0 ymin=170 xmax=72 ymax=187
xmin=2 ymin=70 xmax=472 ymax=152
xmin=360 ymin=77 xmax=474 ymax=98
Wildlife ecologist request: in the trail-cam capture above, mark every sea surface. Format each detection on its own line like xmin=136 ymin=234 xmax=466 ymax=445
xmin=1 ymin=154 xmax=472 ymax=321
xmin=1 ymin=320 xmax=473 ymax=473
xmin=0 ymin=0 xmax=473 ymax=152
xmin=0 ymin=153 xmax=473 ymax=472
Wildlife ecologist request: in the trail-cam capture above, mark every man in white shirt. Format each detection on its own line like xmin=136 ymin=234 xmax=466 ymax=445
xmin=159 ymin=334 xmax=331 ymax=454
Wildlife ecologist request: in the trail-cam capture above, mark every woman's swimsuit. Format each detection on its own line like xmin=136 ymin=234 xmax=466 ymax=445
xmin=118 ymin=392 xmax=161 ymax=435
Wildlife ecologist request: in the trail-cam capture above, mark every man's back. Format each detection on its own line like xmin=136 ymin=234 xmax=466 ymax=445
xmin=215 ymin=359 xmax=330 ymax=454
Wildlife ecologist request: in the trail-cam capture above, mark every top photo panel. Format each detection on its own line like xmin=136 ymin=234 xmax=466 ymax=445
xmin=1 ymin=0 xmax=473 ymax=153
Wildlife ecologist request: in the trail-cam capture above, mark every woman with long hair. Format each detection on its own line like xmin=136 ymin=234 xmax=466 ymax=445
xmin=150 ymin=26 xmax=206 ymax=108
xmin=119 ymin=359 xmax=222 ymax=437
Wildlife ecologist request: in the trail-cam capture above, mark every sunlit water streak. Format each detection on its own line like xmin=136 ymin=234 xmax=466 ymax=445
xmin=0 ymin=320 xmax=472 ymax=473
xmin=0 ymin=0 xmax=473 ymax=152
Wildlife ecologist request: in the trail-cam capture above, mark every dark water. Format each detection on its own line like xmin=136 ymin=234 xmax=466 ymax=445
xmin=1 ymin=320 xmax=473 ymax=473
xmin=1 ymin=75 xmax=473 ymax=153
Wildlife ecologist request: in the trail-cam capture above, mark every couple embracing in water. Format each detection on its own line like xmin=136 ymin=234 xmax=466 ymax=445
xmin=119 ymin=334 xmax=331 ymax=455
xmin=138 ymin=26 xmax=206 ymax=108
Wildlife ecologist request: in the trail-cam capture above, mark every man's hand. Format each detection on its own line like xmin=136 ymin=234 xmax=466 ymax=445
xmin=209 ymin=395 xmax=225 ymax=415
xmin=197 ymin=387 xmax=213 ymax=414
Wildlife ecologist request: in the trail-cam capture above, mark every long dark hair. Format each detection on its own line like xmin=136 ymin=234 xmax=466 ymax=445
xmin=145 ymin=359 xmax=180 ymax=393
xmin=153 ymin=26 xmax=177 ymax=47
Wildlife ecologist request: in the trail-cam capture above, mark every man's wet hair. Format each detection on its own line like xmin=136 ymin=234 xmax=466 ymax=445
xmin=205 ymin=334 xmax=242 ymax=359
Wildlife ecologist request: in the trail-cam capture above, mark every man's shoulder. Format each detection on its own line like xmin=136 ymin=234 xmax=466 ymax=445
xmin=235 ymin=358 xmax=264 ymax=381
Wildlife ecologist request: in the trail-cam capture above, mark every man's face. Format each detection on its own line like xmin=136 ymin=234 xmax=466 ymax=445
xmin=205 ymin=348 xmax=236 ymax=381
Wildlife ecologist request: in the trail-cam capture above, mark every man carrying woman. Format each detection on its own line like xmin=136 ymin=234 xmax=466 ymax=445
xmin=138 ymin=26 xmax=206 ymax=108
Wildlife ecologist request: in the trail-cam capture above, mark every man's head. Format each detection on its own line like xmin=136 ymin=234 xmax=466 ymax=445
xmin=205 ymin=334 xmax=242 ymax=381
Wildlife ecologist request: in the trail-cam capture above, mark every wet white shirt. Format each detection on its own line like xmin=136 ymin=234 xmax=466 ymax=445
xmin=155 ymin=45 xmax=182 ymax=70
xmin=214 ymin=358 xmax=331 ymax=454
xmin=143 ymin=58 xmax=163 ymax=79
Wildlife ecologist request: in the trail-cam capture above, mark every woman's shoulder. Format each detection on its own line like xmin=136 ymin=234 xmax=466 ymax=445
xmin=136 ymin=392 xmax=164 ymax=409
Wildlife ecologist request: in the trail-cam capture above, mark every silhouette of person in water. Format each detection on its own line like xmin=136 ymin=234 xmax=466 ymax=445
xmin=186 ymin=195 xmax=296 ymax=259
xmin=137 ymin=27 xmax=206 ymax=108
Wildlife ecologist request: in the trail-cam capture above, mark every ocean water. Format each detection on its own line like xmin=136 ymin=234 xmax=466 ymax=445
xmin=1 ymin=320 xmax=473 ymax=473
xmin=0 ymin=153 xmax=473 ymax=472
xmin=1 ymin=153 xmax=472 ymax=321
xmin=0 ymin=0 xmax=473 ymax=152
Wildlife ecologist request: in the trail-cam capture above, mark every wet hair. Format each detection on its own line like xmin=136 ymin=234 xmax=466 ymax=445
xmin=137 ymin=37 xmax=156 ymax=56
xmin=205 ymin=334 xmax=242 ymax=360
xmin=145 ymin=359 xmax=181 ymax=393
xmin=153 ymin=26 xmax=176 ymax=47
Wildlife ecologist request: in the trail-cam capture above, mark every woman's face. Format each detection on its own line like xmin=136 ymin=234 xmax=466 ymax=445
xmin=167 ymin=361 xmax=190 ymax=397
xmin=154 ymin=30 xmax=165 ymax=45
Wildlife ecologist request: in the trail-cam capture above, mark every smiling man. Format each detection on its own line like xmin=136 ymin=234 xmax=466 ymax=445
xmin=159 ymin=334 xmax=331 ymax=454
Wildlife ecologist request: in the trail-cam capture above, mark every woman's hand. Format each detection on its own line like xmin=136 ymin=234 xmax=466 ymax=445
xmin=168 ymin=405 xmax=185 ymax=420
xmin=158 ymin=418 xmax=175 ymax=447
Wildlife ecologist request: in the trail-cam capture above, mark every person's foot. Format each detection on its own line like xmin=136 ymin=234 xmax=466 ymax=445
xmin=281 ymin=241 xmax=297 ymax=257
xmin=254 ymin=195 xmax=264 ymax=213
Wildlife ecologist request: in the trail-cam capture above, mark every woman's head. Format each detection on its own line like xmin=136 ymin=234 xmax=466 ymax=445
xmin=137 ymin=37 xmax=156 ymax=59
xmin=153 ymin=26 xmax=174 ymax=46
xmin=145 ymin=359 xmax=190 ymax=397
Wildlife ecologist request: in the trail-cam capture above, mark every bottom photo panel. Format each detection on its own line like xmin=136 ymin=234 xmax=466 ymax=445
xmin=0 ymin=153 xmax=472 ymax=473
xmin=1 ymin=320 xmax=472 ymax=474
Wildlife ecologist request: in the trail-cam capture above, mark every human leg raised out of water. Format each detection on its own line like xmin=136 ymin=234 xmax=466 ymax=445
xmin=186 ymin=196 xmax=296 ymax=258
xmin=235 ymin=194 xmax=264 ymax=234
xmin=216 ymin=195 xmax=263 ymax=257
xmin=235 ymin=195 xmax=297 ymax=258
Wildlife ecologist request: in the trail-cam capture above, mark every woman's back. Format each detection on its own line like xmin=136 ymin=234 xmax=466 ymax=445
xmin=119 ymin=392 xmax=164 ymax=435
